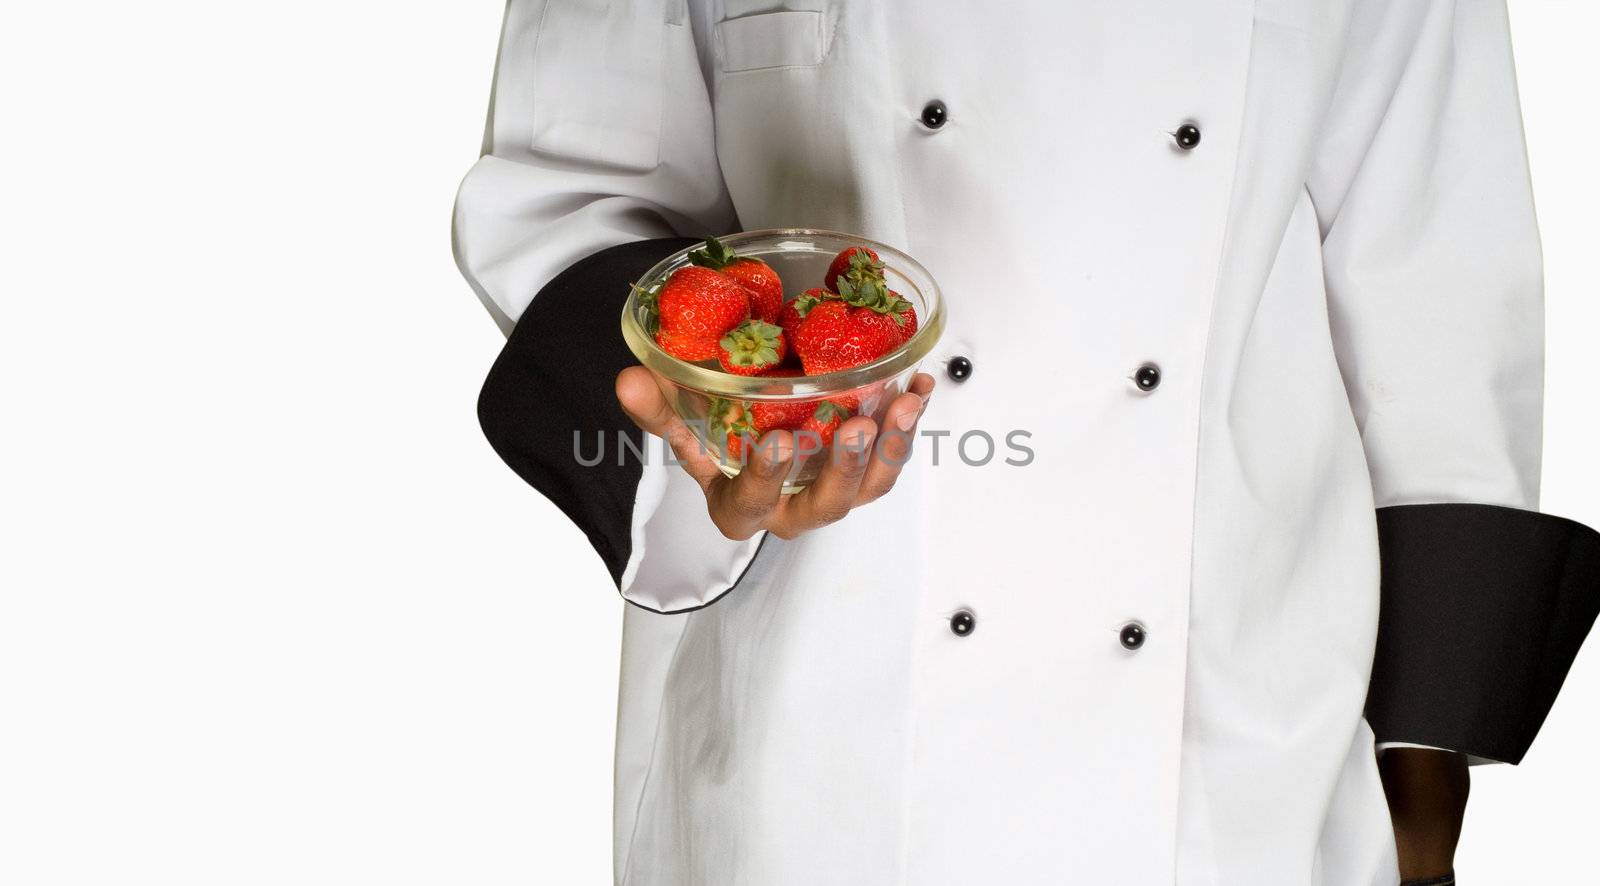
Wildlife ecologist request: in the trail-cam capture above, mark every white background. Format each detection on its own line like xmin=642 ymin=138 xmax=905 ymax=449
xmin=0 ymin=2 xmax=1595 ymax=883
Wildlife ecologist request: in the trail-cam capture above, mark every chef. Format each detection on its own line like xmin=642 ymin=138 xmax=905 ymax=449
xmin=452 ymin=1 xmax=1600 ymax=883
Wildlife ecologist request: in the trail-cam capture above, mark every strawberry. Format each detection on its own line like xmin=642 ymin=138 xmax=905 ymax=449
xmin=639 ymin=265 xmax=750 ymax=359
xmin=750 ymin=398 xmax=815 ymax=434
xmin=824 ymin=246 xmax=882 ymax=293
xmin=791 ymin=299 xmax=904 ymax=375
xmin=656 ymin=328 xmax=722 ymax=362
xmin=836 ymin=264 xmax=912 ymax=316
xmin=689 ymin=236 xmax=784 ymax=324
xmin=725 ymin=263 xmax=783 ymax=325
xmin=890 ymin=290 xmax=919 ymax=344
xmin=779 ymin=287 xmax=829 ymax=342
xmin=708 ymin=398 xmax=757 ymax=463
xmin=835 ymin=272 xmax=916 ymax=346
xmin=717 ymin=320 xmax=786 ymax=376
xmin=800 ymin=400 xmax=849 ymax=447
xmin=821 ymin=246 xmax=917 ymax=349
xmin=710 ymin=395 xmax=825 ymax=463
xmin=725 ymin=422 xmax=754 ymax=463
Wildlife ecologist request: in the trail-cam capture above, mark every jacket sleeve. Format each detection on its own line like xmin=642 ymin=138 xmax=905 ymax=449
xmin=456 ymin=0 xmax=769 ymax=614
xmin=1307 ymin=0 xmax=1600 ymax=763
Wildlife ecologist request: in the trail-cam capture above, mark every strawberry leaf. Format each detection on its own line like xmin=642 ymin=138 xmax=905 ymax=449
xmin=632 ymin=280 xmax=665 ymax=334
xmin=687 ymin=235 xmax=737 ymax=270
xmin=719 ymin=319 xmax=785 ymax=368
xmin=812 ymin=399 xmax=848 ymax=422
xmin=792 ymin=291 xmax=824 ymax=318
xmin=847 ymin=249 xmax=885 ymax=277
xmin=836 ymin=274 xmax=898 ymax=313
xmin=708 ymin=397 xmax=751 ymax=432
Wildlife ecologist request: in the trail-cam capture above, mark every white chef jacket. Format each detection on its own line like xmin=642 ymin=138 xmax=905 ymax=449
xmin=452 ymin=1 xmax=1579 ymax=883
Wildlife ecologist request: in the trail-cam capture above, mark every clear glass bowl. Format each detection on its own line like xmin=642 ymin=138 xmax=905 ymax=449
xmin=621 ymin=229 xmax=946 ymax=492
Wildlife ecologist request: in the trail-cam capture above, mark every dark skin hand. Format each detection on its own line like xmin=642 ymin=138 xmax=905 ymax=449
xmin=616 ymin=367 xmax=936 ymax=540
xmin=1380 ymin=748 xmax=1469 ymax=881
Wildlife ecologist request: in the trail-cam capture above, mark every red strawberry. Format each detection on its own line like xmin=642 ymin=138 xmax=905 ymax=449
xmin=826 ymin=246 xmax=915 ymax=343
xmin=640 ymin=265 xmax=750 ymax=358
xmin=709 ymin=398 xmax=758 ymax=463
xmin=791 ymin=300 xmax=904 ymax=375
xmin=778 ymin=287 xmax=829 ymax=342
xmin=824 ymin=246 xmax=882 ymax=293
xmin=890 ymin=290 xmax=919 ymax=343
xmin=725 ymin=424 xmax=753 ymax=463
xmin=725 ymin=262 xmax=783 ymax=324
xmin=832 ymin=272 xmax=916 ymax=352
xmin=689 ymin=236 xmax=784 ymax=324
xmin=710 ymin=394 xmax=821 ymax=462
xmin=717 ymin=320 xmax=786 ymax=376
xmin=750 ymin=398 xmax=815 ymax=434
xmin=800 ymin=400 xmax=849 ymax=447
xmin=749 ymin=369 xmax=859 ymax=424
xmin=656 ymin=329 xmax=722 ymax=362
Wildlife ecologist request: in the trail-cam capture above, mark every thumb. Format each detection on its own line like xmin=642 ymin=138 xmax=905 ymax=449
xmin=615 ymin=366 xmax=675 ymax=435
xmin=615 ymin=366 xmax=724 ymax=490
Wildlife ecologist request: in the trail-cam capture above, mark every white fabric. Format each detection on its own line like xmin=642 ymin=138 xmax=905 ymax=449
xmin=1377 ymin=742 xmax=1489 ymax=767
xmin=527 ymin=0 xmax=668 ymax=171
xmin=715 ymin=10 xmax=826 ymax=71
xmin=452 ymin=0 xmax=1542 ymax=883
xmin=619 ymin=452 xmax=766 ymax=612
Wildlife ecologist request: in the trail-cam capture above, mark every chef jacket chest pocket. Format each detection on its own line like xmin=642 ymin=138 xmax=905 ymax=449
xmin=716 ymin=10 xmax=831 ymax=73
xmin=528 ymin=3 xmax=680 ymax=172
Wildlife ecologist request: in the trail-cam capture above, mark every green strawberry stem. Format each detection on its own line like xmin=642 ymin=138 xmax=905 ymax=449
xmin=720 ymin=319 xmax=784 ymax=368
xmin=708 ymin=396 xmax=736 ymax=426
xmin=836 ymin=274 xmax=912 ymax=318
xmin=708 ymin=397 xmax=755 ymax=451
xmin=632 ymin=280 xmax=664 ymax=334
xmin=791 ymin=291 xmax=823 ymax=318
xmin=847 ymin=250 xmax=886 ymax=278
xmin=812 ymin=400 xmax=849 ymax=422
xmin=687 ymin=235 xmax=738 ymax=270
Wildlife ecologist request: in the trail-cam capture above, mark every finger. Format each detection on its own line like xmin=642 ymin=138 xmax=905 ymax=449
xmin=775 ymin=417 xmax=876 ymax=536
xmin=615 ymin=367 xmax=723 ymax=490
xmin=706 ymin=430 xmax=793 ymax=539
xmin=907 ymin=372 xmax=936 ymax=399
xmin=856 ymin=389 xmax=930 ymax=503
xmin=615 ymin=366 xmax=676 ymax=434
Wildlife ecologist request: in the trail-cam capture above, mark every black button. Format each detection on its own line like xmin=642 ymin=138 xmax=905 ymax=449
xmin=1119 ymin=622 xmax=1146 ymax=651
xmin=950 ymin=609 xmax=976 ymax=637
xmin=1134 ymin=363 xmax=1161 ymax=392
xmin=921 ymin=100 xmax=948 ymax=129
xmin=1174 ymin=123 xmax=1201 ymax=150
xmin=947 ymin=355 xmax=973 ymax=382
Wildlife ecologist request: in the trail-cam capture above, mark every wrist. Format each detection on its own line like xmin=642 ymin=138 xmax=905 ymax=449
xmin=1379 ymin=748 xmax=1468 ymax=881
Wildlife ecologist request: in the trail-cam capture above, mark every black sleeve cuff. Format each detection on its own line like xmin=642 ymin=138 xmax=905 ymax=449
xmin=1365 ymin=503 xmax=1600 ymax=763
xmin=476 ymin=237 xmax=699 ymax=586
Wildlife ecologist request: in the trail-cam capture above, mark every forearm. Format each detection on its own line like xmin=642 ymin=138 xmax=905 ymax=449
xmin=1380 ymin=748 xmax=1468 ymax=882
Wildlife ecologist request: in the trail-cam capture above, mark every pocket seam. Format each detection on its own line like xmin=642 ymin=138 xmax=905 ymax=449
xmin=715 ymin=10 xmax=831 ymax=74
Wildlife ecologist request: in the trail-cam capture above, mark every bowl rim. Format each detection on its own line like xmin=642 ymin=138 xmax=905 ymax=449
xmin=620 ymin=228 xmax=946 ymax=400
